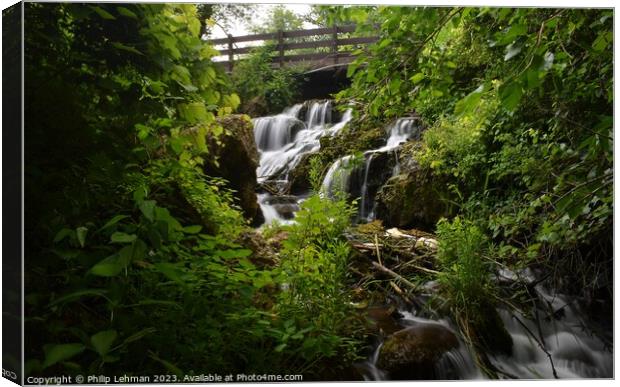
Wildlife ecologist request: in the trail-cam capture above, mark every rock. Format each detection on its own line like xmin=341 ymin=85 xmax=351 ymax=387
xmin=374 ymin=165 xmax=448 ymax=231
xmin=470 ymin=303 xmax=513 ymax=355
xmin=262 ymin=195 xmax=298 ymax=205
xmin=377 ymin=322 xmax=459 ymax=380
xmin=241 ymin=95 xmax=269 ymax=117
xmin=203 ymin=115 xmax=263 ymax=225
xmin=365 ymin=306 xmax=404 ymax=336
xmin=271 ymin=203 xmax=299 ymax=219
xmin=415 ymin=237 xmax=438 ymax=251
xmin=288 ymin=153 xmax=314 ymax=194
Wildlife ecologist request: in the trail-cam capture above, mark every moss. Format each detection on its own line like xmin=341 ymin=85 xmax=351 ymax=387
xmin=470 ymin=303 xmax=513 ymax=355
xmin=356 ymin=220 xmax=385 ymax=235
xmin=374 ymin=170 xmax=449 ymax=232
xmin=288 ymin=118 xmax=388 ymax=193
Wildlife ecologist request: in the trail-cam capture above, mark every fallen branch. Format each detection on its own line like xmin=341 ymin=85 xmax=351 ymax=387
xmin=374 ymin=234 xmax=382 ymax=266
xmin=371 ymin=261 xmax=418 ymax=292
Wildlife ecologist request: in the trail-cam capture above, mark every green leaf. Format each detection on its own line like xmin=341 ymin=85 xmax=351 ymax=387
xmin=455 ymin=84 xmax=484 ymax=116
xmin=139 ymin=200 xmax=156 ymax=222
xmin=111 ymin=42 xmax=143 ymax=56
xmin=153 ymin=263 xmax=185 ymax=285
xmin=48 ymin=289 xmax=110 ymax=307
xmin=123 ymin=327 xmax=157 ymax=344
xmin=53 ymin=228 xmax=74 ymax=243
xmin=116 ymin=6 xmax=137 ymax=19
xmin=100 ymin=215 xmax=130 ymax=231
xmin=110 ymin=232 xmax=137 ymax=243
xmin=91 ymin=6 xmax=116 ymax=20
xmin=378 ymin=37 xmax=392 ymax=48
xmin=498 ymin=23 xmax=527 ymax=45
xmin=148 ymin=352 xmax=183 ymax=377
xmin=178 ymin=102 xmax=209 ymax=123
xmin=118 ymin=239 xmax=147 ymax=267
xmin=592 ymin=31 xmax=612 ymax=52
xmin=410 ymin=72 xmax=425 ymax=84
xmin=43 ymin=344 xmax=85 ymax=368
xmin=90 ymin=254 xmax=123 ymax=277
xmin=91 ymin=330 xmax=117 ymax=357
xmin=215 ymin=249 xmax=252 ymax=259
xmin=499 ymin=81 xmax=523 ymax=111
xmin=182 ymin=225 xmax=202 ymax=234
xmin=76 ymin=227 xmax=88 ymax=248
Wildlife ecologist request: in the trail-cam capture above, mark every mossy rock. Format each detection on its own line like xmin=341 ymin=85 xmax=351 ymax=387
xmin=470 ymin=303 xmax=513 ymax=355
xmin=377 ymin=323 xmax=459 ymax=379
xmin=203 ymin=114 xmax=263 ymax=225
xmin=374 ymin=167 xmax=448 ymax=232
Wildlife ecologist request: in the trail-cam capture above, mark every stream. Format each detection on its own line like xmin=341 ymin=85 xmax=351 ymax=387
xmin=251 ymin=101 xmax=613 ymax=380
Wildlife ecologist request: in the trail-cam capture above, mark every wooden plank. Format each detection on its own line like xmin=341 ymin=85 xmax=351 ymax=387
xmin=207 ymin=24 xmax=357 ymax=45
xmin=208 ymin=31 xmax=278 ymax=45
xmin=278 ymin=39 xmax=336 ymax=51
xmin=337 ymin=36 xmax=379 ymax=46
xmin=280 ymin=51 xmax=354 ymax=63
xmin=227 ymin=36 xmax=379 ymax=56
xmin=283 ymin=24 xmax=356 ymax=39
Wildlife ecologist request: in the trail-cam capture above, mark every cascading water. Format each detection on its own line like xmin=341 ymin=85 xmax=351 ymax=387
xmin=359 ymin=271 xmax=613 ymax=380
xmin=252 ymin=101 xmax=352 ymax=225
xmin=321 ymin=117 xmax=422 ymax=220
xmin=489 ymin=270 xmax=613 ymax=379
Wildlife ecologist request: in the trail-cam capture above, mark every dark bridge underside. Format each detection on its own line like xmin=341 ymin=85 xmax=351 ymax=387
xmin=297 ymin=65 xmax=351 ymax=100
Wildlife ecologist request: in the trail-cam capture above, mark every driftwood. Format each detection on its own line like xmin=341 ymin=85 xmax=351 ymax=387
xmin=371 ymin=261 xmax=419 ymax=292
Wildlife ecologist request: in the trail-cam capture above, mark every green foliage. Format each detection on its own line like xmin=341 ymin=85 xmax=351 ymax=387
xmin=436 ymin=217 xmax=492 ymax=313
xmin=337 ymin=6 xmax=612 ymax=296
xmin=275 ymin=194 xmax=363 ymax=373
xmin=249 ymin=5 xmax=305 ymax=34
xmin=231 ymin=46 xmax=304 ymax=115
xmin=23 ymin=2 xmax=279 ymax=378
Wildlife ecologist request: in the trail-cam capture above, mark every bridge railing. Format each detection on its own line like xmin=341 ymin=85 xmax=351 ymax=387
xmin=207 ymin=24 xmax=378 ymax=72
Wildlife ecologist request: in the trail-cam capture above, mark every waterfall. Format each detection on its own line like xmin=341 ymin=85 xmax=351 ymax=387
xmin=254 ymin=102 xmax=352 ymax=183
xmin=306 ymin=100 xmax=332 ymax=128
xmin=320 ymin=155 xmax=354 ymax=198
xmin=360 ymin=275 xmax=613 ymax=380
xmin=321 ymin=116 xmax=422 ymax=221
xmin=359 ymin=152 xmax=376 ymax=220
xmin=379 ymin=117 xmax=421 ymax=151
xmin=253 ymin=101 xmax=352 ymax=225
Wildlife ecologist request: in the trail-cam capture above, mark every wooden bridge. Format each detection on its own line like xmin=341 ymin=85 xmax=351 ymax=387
xmin=207 ymin=24 xmax=378 ymax=72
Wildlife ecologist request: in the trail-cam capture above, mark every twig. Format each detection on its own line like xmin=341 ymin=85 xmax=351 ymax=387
xmin=512 ymin=314 xmax=559 ymax=379
xmin=371 ymin=261 xmax=418 ymax=292
xmin=389 ymin=281 xmax=414 ymax=306
xmin=374 ymin=233 xmax=382 ymax=266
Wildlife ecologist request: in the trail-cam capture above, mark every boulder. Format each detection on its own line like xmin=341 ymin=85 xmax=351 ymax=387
xmin=272 ymin=203 xmax=299 ymax=219
xmin=203 ymin=115 xmax=263 ymax=225
xmin=374 ymin=164 xmax=448 ymax=232
xmin=288 ymin=153 xmax=314 ymax=194
xmin=377 ymin=322 xmax=459 ymax=379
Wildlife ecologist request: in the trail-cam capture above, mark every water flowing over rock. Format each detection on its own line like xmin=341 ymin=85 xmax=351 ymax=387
xmin=377 ymin=322 xmax=459 ymax=379
xmin=251 ymin=101 xmax=352 ymax=225
xmin=320 ymin=117 xmax=424 ymax=221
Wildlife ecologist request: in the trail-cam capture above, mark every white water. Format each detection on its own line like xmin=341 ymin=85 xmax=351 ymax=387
xmin=490 ymin=285 xmax=613 ymax=379
xmin=359 ymin=313 xmax=483 ymax=380
xmin=254 ymin=103 xmax=352 ymax=183
xmin=253 ymin=102 xmax=352 ymax=225
xmin=362 ymin=278 xmax=612 ymax=380
xmin=321 ymin=117 xmax=422 ymax=219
